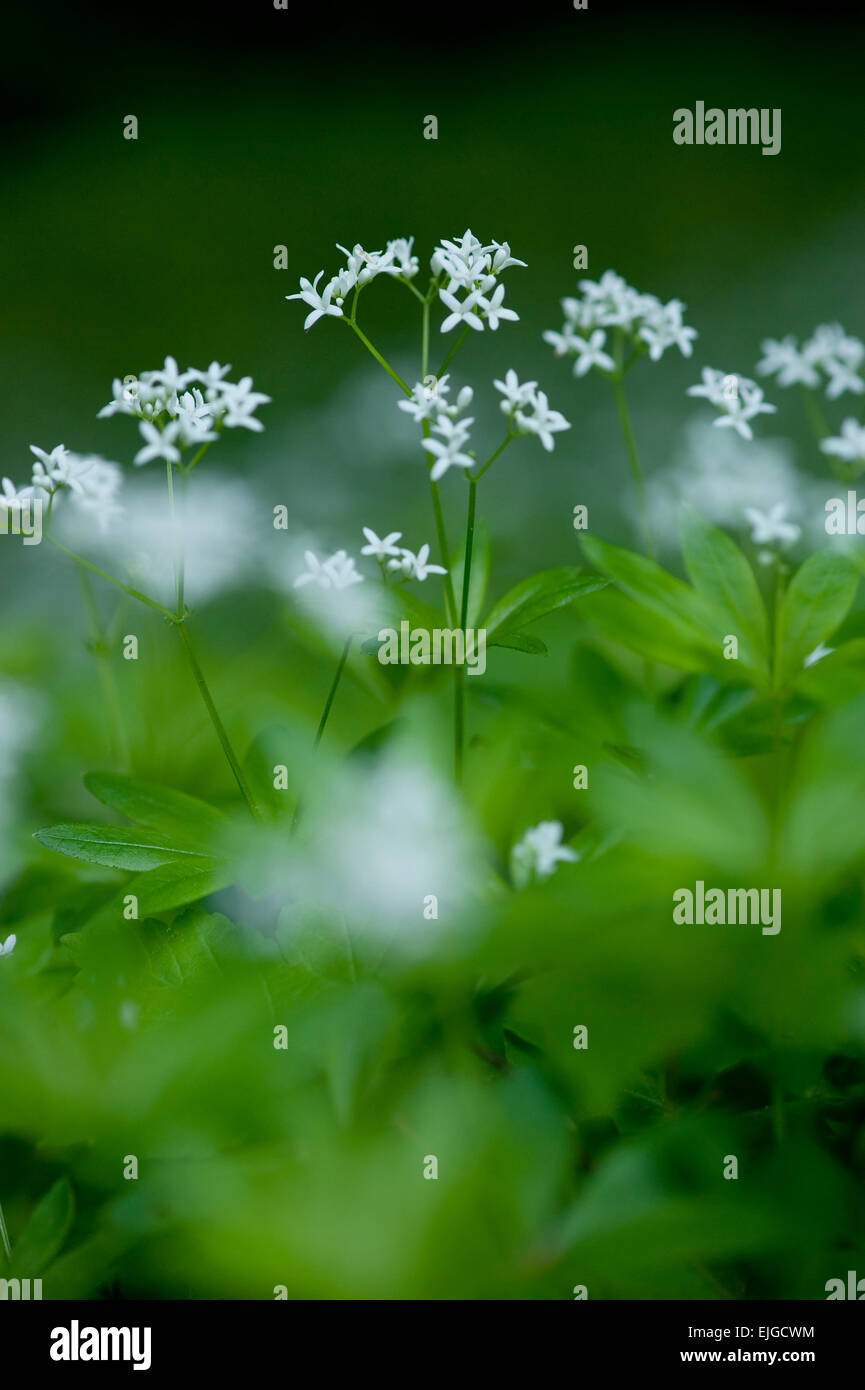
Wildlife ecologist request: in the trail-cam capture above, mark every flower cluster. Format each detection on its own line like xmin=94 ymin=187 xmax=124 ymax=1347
xmin=544 ymin=269 xmax=698 ymax=375
xmin=97 ymin=357 xmax=271 ymax=462
xmin=757 ymin=324 xmax=865 ymax=400
xmin=1 ymin=445 xmax=123 ymax=530
xmin=432 ymin=231 xmax=525 ymax=334
xmin=687 ymin=368 xmax=776 ymax=441
xmin=493 ymin=370 xmax=571 ymax=452
xmin=286 ymin=230 xmax=524 ymax=335
xmin=294 ymin=528 xmax=447 ymax=592
xmin=511 ymin=820 xmax=578 ymax=888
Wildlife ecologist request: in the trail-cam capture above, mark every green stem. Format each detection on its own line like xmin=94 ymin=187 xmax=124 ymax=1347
xmin=165 ymin=460 xmax=185 ymax=618
xmin=453 ymin=476 xmax=479 ymax=788
xmin=314 ymin=636 xmax=352 ymax=749
xmin=175 ymin=621 xmax=261 ymax=820
xmin=612 ymin=374 xmax=654 ymax=558
xmin=0 ymin=1199 xmax=11 ymax=1263
xmin=78 ymin=571 xmax=129 ymax=769
xmin=182 ymin=439 xmax=214 ymax=476
xmin=346 ymin=321 xmax=412 ymax=396
xmin=435 ymin=326 xmax=470 ymax=379
xmin=421 ymin=297 xmax=431 ymax=382
xmin=46 ymin=536 xmax=177 ymax=621
xmin=472 ymin=434 xmax=512 ymax=482
xmin=460 ymin=478 xmax=477 ymax=629
xmin=800 ymin=384 xmax=830 ymax=444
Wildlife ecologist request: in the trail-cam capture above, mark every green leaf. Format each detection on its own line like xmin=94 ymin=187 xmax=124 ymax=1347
xmin=11 ymin=1178 xmax=74 ymax=1276
xmin=83 ymin=773 xmax=226 ymax=849
xmin=774 ymin=551 xmax=859 ymax=688
xmin=33 ymin=823 xmax=214 ymax=871
xmin=130 ymin=859 xmax=236 ymax=915
xmin=794 ymin=638 xmax=865 ymax=704
xmin=483 ymin=567 xmax=608 ymax=642
xmin=582 ymin=587 xmax=727 ymax=676
xmin=679 ymin=508 xmax=769 ymax=680
xmin=489 ymin=631 xmax=548 ymax=655
xmin=582 ymin=534 xmax=721 ymax=634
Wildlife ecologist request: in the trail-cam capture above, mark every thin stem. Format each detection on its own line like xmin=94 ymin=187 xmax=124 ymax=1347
xmin=78 ymin=571 xmax=129 ymax=768
xmin=460 ymin=478 xmax=477 ymax=629
xmin=46 ymin=536 xmax=177 ymax=621
xmin=472 ymin=433 xmax=513 ymax=482
xmin=314 ymin=636 xmax=352 ymax=749
xmin=165 ymin=460 xmax=184 ymax=618
xmin=346 ymin=320 xmax=412 ymax=396
xmin=175 ymin=621 xmax=261 ymax=820
xmin=454 ymin=664 xmax=464 ymax=787
xmin=400 ymin=276 xmax=427 ymax=306
xmin=421 ymin=297 xmax=430 ymax=382
xmin=611 ymin=374 xmax=654 ymax=558
xmin=435 ymin=326 xmax=470 ymax=379
xmin=0 ymin=1198 xmax=11 ymax=1263
xmin=182 ymin=439 xmax=214 ymax=475
xmin=800 ymin=384 xmax=830 ymax=444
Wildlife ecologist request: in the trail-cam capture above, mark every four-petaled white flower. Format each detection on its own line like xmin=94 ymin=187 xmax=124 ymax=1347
xmin=387 ymin=543 xmax=447 ymax=581
xmin=361 ymin=526 xmax=403 ymax=559
xmin=743 ymin=502 xmax=800 ymax=548
xmin=821 ymin=418 xmax=865 ymax=464
xmin=0 ymin=934 xmax=16 ymax=957
xmin=134 ymin=419 xmax=183 ymax=466
xmin=494 ymin=369 xmax=538 ymax=413
xmin=478 ymin=282 xmax=519 ymax=331
xmin=511 ymin=820 xmax=578 ymax=887
xmin=0 ymin=477 xmax=36 ymax=513
xmin=515 ymin=390 xmax=571 ymax=452
xmin=571 ymin=329 xmax=616 ymax=377
xmin=286 ymin=270 xmax=345 ymax=330
xmin=688 ymin=369 xmax=776 ymax=440
xmin=421 ymin=414 xmax=474 ymax=481
xmin=439 ymin=287 xmax=485 ymax=334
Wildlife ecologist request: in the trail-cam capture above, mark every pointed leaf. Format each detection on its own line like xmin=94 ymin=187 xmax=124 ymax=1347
xmin=484 ymin=567 xmax=608 ymax=642
xmin=33 ymin=823 xmax=214 ymax=871
xmin=83 ymin=773 xmax=226 ymax=849
xmin=774 ymin=551 xmax=858 ymax=688
xmin=11 ymin=1178 xmax=74 ymax=1277
xmin=679 ymin=508 xmax=769 ymax=678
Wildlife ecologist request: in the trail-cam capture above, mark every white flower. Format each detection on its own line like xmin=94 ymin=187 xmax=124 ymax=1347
xmin=494 ymin=369 xmax=537 ymax=413
xmin=0 ymin=934 xmax=16 ymax=957
xmin=439 ymin=288 xmax=485 ymax=334
xmin=689 ymin=370 xmax=776 ymax=441
xmin=133 ymin=419 xmax=182 ymax=466
xmin=477 ymin=281 xmax=519 ymax=331
xmin=29 ymin=444 xmax=71 ymax=490
xmin=398 ymin=378 xmax=449 ymax=423
xmin=511 ymin=820 xmax=578 ymax=887
xmin=542 ymin=324 xmax=583 ymax=358
xmin=494 ymin=369 xmax=538 ymax=413
xmin=743 ymin=502 xmax=800 ymax=547
xmin=825 ymin=360 xmax=865 ymax=401
xmin=219 ymin=377 xmax=271 ymax=432
xmin=171 ymin=388 xmax=218 ymax=446
xmin=421 ymin=414 xmax=474 ymax=481
xmin=639 ymin=299 xmax=698 ymax=360
xmin=0 ymin=478 xmax=38 ymax=514
xmin=97 ymin=377 xmax=140 ymax=419
xmin=490 ymin=241 xmax=527 ymax=274
xmin=515 ymin=390 xmax=571 ymax=452
xmin=151 ymin=356 xmax=188 ymax=393
xmin=387 ymin=236 xmax=419 ymax=278
xmin=571 ymin=329 xmax=615 ymax=377
xmin=187 ymin=360 xmax=233 ymax=398
xmin=294 ymin=549 xmax=363 ymax=591
xmin=361 ymin=526 xmax=403 ymax=559
xmin=286 ymin=270 xmax=345 ymax=329
xmin=821 ymin=418 xmax=865 ymax=463
xmin=803 ymin=642 xmax=835 ymax=668
xmin=387 ymin=543 xmax=447 ymax=581
xmin=432 ymin=230 xmax=494 ymax=288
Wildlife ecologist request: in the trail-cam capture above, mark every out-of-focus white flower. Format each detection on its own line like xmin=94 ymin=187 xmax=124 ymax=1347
xmin=133 ymin=419 xmax=182 ymax=466
xmin=219 ymin=377 xmax=271 ymax=432
xmin=360 ymin=526 xmax=403 ymax=559
xmin=757 ymin=323 xmax=865 ymax=400
xmin=743 ymin=502 xmax=800 ymax=548
xmin=511 ymin=820 xmax=578 ymax=887
xmin=571 ymin=329 xmax=616 ymax=377
xmin=688 ymin=369 xmax=776 ymax=440
xmin=821 ymin=418 xmax=865 ymax=464
xmin=803 ymin=642 xmax=835 ymax=668
xmin=0 ymin=935 xmax=16 ymax=957
xmin=286 ymin=270 xmax=345 ymax=329
xmin=0 ymin=477 xmax=38 ymax=515
xmin=151 ymin=355 xmax=187 ymax=393
xmin=545 ymin=270 xmax=697 ymax=369
xmin=387 ymin=543 xmax=447 ymax=581
xmin=187 ymin=360 xmax=233 ymax=397
xmin=294 ymin=549 xmax=364 ymax=590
